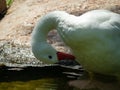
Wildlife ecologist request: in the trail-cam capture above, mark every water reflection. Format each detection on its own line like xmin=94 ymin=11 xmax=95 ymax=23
xmin=0 ymin=64 xmax=120 ymax=90
xmin=0 ymin=77 xmax=120 ymax=90
xmin=0 ymin=77 xmax=73 ymax=90
xmin=69 ymin=73 xmax=120 ymax=90
xmin=69 ymin=79 xmax=120 ymax=90
xmin=0 ymin=76 xmax=120 ymax=90
xmin=0 ymin=65 xmax=75 ymax=90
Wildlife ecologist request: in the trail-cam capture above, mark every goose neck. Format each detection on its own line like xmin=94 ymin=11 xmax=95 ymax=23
xmin=32 ymin=11 xmax=69 ymax=43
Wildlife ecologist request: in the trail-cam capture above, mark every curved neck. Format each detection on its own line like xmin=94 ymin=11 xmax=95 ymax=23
xmin=32 ymin=11 xmax=68 ymax=43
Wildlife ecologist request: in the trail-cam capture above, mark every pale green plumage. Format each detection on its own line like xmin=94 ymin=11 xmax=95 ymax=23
xmin=31 ymin=10 xmax=120 ymax=77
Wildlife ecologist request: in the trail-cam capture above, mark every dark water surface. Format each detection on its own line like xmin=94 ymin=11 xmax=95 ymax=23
xmin=0 ymin=77 xmax=73 ymax=90
xmin=0 ymin=64 xmax=120 ymax=90
xmin=0 ymin=64 xmax=81 ymax=90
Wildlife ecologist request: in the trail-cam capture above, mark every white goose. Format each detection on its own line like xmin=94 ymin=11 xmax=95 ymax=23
xmin=31 ymin=10 xmax=120 ymax=77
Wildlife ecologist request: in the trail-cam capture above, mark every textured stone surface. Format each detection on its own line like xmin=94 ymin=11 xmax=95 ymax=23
xmin=0 ymin=0 xmax=120 ymax=63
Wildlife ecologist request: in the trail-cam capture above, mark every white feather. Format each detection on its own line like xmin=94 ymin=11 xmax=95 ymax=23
xmin=31 ymin=10 xmax=120 ymax=77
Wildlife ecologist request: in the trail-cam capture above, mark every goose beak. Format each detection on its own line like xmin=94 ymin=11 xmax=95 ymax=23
xmin=57 ymin=52 xmax=75 ymax=61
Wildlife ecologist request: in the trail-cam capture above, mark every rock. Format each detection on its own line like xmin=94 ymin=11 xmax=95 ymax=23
xmin=0 ymin=0 xmax=120 ymax=63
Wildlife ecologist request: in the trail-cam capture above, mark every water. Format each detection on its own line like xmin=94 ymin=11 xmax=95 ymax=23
xmin=0 ymin=64 xmax=120 ymax=90
xmin=0 ymin=78 xmax=73 ymax=90
xmin=0 ymin=64 xmax=81 ymax=90
xmin=0 ymin=76 xmax=120 ymax=90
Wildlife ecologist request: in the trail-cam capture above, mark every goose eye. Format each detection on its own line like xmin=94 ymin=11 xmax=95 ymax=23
xmin=48 ymin=55 xmax=52 ymax=59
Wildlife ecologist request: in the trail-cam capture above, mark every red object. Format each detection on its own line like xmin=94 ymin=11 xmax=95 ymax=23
xmin=57 ymin=52 xmax=75 ymax=60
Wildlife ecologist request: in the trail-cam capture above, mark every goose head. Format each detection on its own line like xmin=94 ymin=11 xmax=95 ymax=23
xmin=32 ymin=41 xmax=75 ymax=64
xmin=32 ymin=41 xmax=57 ymax=63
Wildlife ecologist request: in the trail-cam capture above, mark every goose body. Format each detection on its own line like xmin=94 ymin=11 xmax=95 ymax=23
xmin=31 ymin=10 xmax=120 ymax=77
